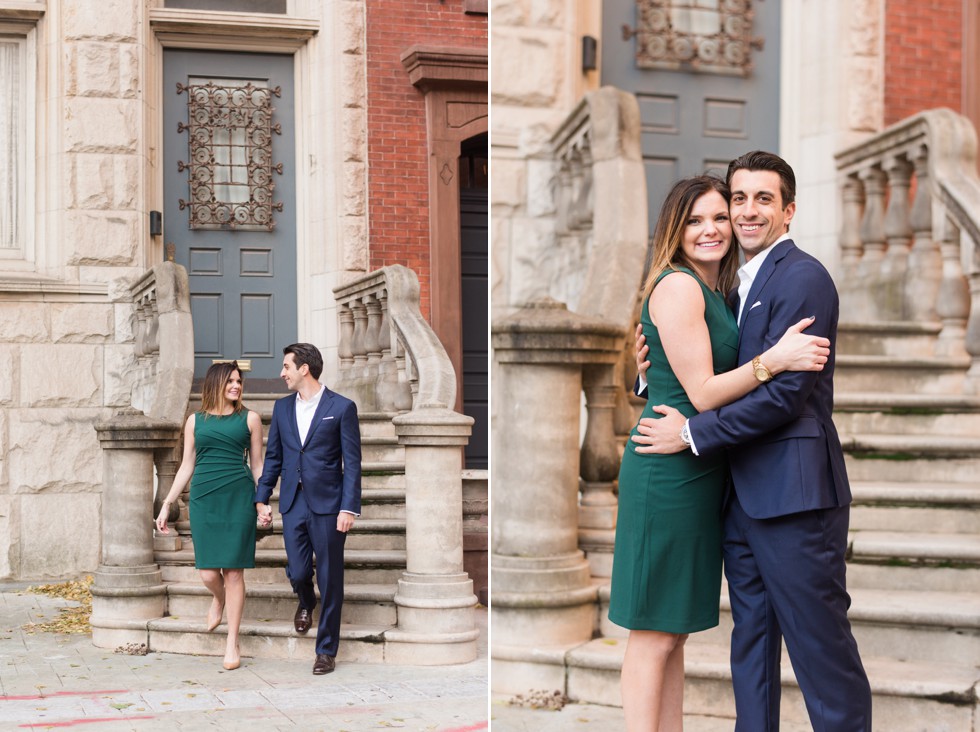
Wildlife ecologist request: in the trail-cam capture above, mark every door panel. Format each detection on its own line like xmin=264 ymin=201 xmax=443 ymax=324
xmin=163 ymin=50 xmax=297 ymax=385
xmin=461 ymin=188 xmax=488 ymax=470
xmin=602 ymin=1 xmax=781 ymax=231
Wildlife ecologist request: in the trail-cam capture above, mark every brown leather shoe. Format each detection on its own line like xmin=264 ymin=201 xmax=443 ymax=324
xmin=294 ymin=605 xmax=313 ymax=634
xmin=312 ymin=654 xmax=335 ymax=675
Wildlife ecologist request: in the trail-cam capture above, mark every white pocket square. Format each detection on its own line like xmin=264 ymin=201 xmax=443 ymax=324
xmin=749 ymin=301 xmax=762 ymax=310
xmin=323 ymin=416 xmax=334 ymax=420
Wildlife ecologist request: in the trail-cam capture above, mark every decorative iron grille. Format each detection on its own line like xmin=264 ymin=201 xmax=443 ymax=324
xmin=623 ymin=0 xmax=763 ymax=76
xmin=176 ymin=79 xmax=284 ymax=230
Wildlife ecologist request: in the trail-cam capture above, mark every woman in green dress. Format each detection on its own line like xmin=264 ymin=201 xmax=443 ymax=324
xmin=155 ymin=361 xmax=268 ymax=670
xmin=608 ymin=176 xmax=830 ymax=731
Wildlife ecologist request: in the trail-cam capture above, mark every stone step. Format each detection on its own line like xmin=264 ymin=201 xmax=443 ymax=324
xmin=837 ymin=321 xmax=941 ymax=358
xmin=834 ymin=392 xmax=980 ymax=436
xmin=156 ymin=548 xmax=407 ymax=585
xmin=559 ymin=639 xmax=980 ymax=731
xmin=846 ymin=530 xmax=980 ymax=593
xmin=850 ymin=530 xmax=980 ymax=566
xmin=835 ymin=354 xmax=969 ymax=394
xmin=254 ymin=518 xmax=407 ymax=551
xmin=599 ymin=583 xmax=980 ymax=665
xmin=690 ymin=587 xmax=980 ymax=665
xmin=850 ymin=481 xmax=980 ymax=533
xmin=148 ymin=616 xmax=391 ymax=665
xmin=842 ymin=434 xmax=980 ymax=482
xmin=164 ymin=581 xmax=397 ymax=626
xmin=361 ymin=437 xmax=404 ymax=464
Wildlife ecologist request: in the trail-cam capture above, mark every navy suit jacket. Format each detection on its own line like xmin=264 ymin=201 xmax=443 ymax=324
xmin=256 ymin=388 xmax=362 ymax=516
xmin=688 ymin=240 xmax=851 ymax=519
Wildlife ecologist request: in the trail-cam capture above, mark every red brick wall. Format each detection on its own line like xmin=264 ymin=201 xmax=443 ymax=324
xmin=884 ymin=0 xmax=962 ymax=126
xmin=365 ymin=1 xmax=487 ymax=319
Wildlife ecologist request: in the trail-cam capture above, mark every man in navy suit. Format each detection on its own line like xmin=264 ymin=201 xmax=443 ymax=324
xmin=256 ymin=343 xmax=362 ymax=675
xmin=633 ymin=151 xmax=872 ymax=730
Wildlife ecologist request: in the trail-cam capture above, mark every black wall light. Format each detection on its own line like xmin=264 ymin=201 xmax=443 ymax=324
xmin=582 ymin=35 xmax=598 ymax=72
xmin=149 ymin=210 xmax=162 ymax=237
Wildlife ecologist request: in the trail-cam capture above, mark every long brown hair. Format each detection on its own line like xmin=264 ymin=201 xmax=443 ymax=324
xmin=200 ymin=361 xmax=245 ymax=416
xmin=641 ymin=175 xmax=739 ymax=299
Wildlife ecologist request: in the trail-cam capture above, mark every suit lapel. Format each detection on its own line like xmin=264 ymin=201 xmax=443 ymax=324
xmin=286 ymin=394 xmax=303 ymax=446
xmin=737 ymin=239 xmax=796 ymax=349
xmin=302 ymin=388 xmax=335 ymax=448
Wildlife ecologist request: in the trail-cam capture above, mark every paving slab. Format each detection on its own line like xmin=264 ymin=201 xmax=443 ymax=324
xmin=0 ymin=582 xmax=488 ymax=731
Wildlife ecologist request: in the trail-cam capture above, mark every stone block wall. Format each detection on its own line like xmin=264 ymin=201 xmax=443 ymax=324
xmin=0 ymin=0 xmax=146 ymax=580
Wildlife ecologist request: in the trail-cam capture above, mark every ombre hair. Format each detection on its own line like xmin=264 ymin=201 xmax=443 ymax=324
xmin=641 ymin=175 xmax=739 ymax=300
xmin=200 ymin=361 xmax=245 ymax=416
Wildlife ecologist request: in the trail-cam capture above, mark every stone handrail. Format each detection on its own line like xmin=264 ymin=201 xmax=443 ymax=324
xmin=835 ymin=108 xmax=980 ymax=385
xmin=550 ymin=86 xmax=648 ymax=325
xmin=129 ymin=262 xmax=194 ymax=423
xmin=333 ymin=264 xmax=455 ymax=413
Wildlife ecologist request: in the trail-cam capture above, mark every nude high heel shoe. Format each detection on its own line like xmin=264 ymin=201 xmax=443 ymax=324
xmin=222 ymin=644 xmax=241 ymax=671
xmin=206 ymin=598 xmax=225 ymax=632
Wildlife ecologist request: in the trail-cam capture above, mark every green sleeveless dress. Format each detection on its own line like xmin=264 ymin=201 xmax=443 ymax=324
xmin=189 ymin=409 xmax=257 ymax=569
xmin=608 ymin=267 xmax=738 ymax=633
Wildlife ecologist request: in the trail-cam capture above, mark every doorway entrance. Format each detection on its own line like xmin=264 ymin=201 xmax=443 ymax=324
xmin=163 ymin=50 xmax=297 ymax=388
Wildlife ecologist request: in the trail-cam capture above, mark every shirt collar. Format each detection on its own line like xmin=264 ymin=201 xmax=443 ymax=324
xmin=738 ymin=233 xmax=791 ymax=285
xmin=296 ymin=384 xmax=325 ymax=406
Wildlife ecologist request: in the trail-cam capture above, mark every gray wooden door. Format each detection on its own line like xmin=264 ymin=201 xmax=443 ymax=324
xmin=602 ymin=0 xmax=781 ymax=233
xmin=163 ymin=50 xmax=296 ymax=387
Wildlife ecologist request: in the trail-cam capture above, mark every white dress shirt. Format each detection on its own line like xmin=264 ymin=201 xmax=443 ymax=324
xmin=295 ymin=384 xmax=325 ymax=445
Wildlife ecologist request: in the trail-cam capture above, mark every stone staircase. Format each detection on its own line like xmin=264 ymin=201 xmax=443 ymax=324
xmin=149 ymin=393 xmax=412 ymax=663
xmin=561 ymin=321 xmax=980 ymax=730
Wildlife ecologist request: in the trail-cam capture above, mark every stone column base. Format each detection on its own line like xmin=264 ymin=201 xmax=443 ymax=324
xmin=385 ymin=571 xmax=478 ymax=665
xmin=90 ymin=564 xmax=167 ymax=650
xmin=491 ymin=552 xmax=597 ymax=647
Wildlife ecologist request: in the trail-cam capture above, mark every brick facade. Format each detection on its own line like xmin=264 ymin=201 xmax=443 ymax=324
xmin=884 ymin=0 xmax=962 ymax=125
xmin=365 ymin=0 xmax=487 ymax=320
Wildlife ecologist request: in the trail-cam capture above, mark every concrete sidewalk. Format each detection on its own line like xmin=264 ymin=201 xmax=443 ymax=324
xmin=0 ymin=582 xmax=488 ymax=731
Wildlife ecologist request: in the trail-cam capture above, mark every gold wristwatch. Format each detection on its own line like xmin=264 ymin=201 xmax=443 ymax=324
xmin=752 ymin=355 xmax=773 ymax=383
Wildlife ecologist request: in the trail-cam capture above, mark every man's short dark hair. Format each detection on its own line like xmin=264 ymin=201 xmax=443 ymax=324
xmin=727 ymin=150 xmax=796 ymax=207
xmin=283 ymin=343 xmax=323 ymax=380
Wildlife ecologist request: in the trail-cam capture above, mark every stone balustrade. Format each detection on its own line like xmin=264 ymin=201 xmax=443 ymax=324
xmin=333 ymin=265 xmax=478 ymax=664
xmin=835 ymin=109 xmax=980 ymax=385
xmin=491 ymin=88 xmax=647 ymax=690
xmin=91 ymin=262 xmax=193 ymax=650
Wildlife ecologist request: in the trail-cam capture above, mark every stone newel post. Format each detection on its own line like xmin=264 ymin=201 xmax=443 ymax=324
xmin=491 ymin=299 xmax=623 ymax=689
xmin=388 ymin=407 xmax=478 ymax=664
xmin=90 ymin=408 xmax=180 ymax=649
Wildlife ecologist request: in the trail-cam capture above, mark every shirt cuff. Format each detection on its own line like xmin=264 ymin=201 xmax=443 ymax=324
xmin=684 ymin=419 xmax=700 ymax=456
xmin=340 ymin=510 xmax=359 ymax=517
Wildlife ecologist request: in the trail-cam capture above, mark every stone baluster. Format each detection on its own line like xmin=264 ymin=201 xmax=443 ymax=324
xmin=364 ymin=294 xmax=383 ymax=363
xmin=338 ymin=304 xmax=355 ymax=369
xmin=935 ymin=216 xmax=970 ymax=358
xmin=491 ymin=299 xmax=623 ymax=690
xmin=145 ymin=292 xmax=160 ymax=356
xmin=881 ymin=155 xmax=913 ymax=319
xmin=555 ymin=155 xmax=573 ymax=235
xmin=857 ymin=166 xmax=888 ymax=319
xmin=153 ymin=447 xmax=181 ymax=551
xmin=578 ymin=363 xmax=620 ymax=579
xmin=133 ymin=298 xmax=150 ymax=358
xmin=840 ymin=174 xmax=865 ymax=271
xmin=965 ymin=241 xmax=980 ymax=391
xmin=377 ymin=290 xmax=392 ymax=361
xmin=906 ymin=145 xmax=942 ymax=325
xmin=351 ymin=298 xmax=368 ymax=365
